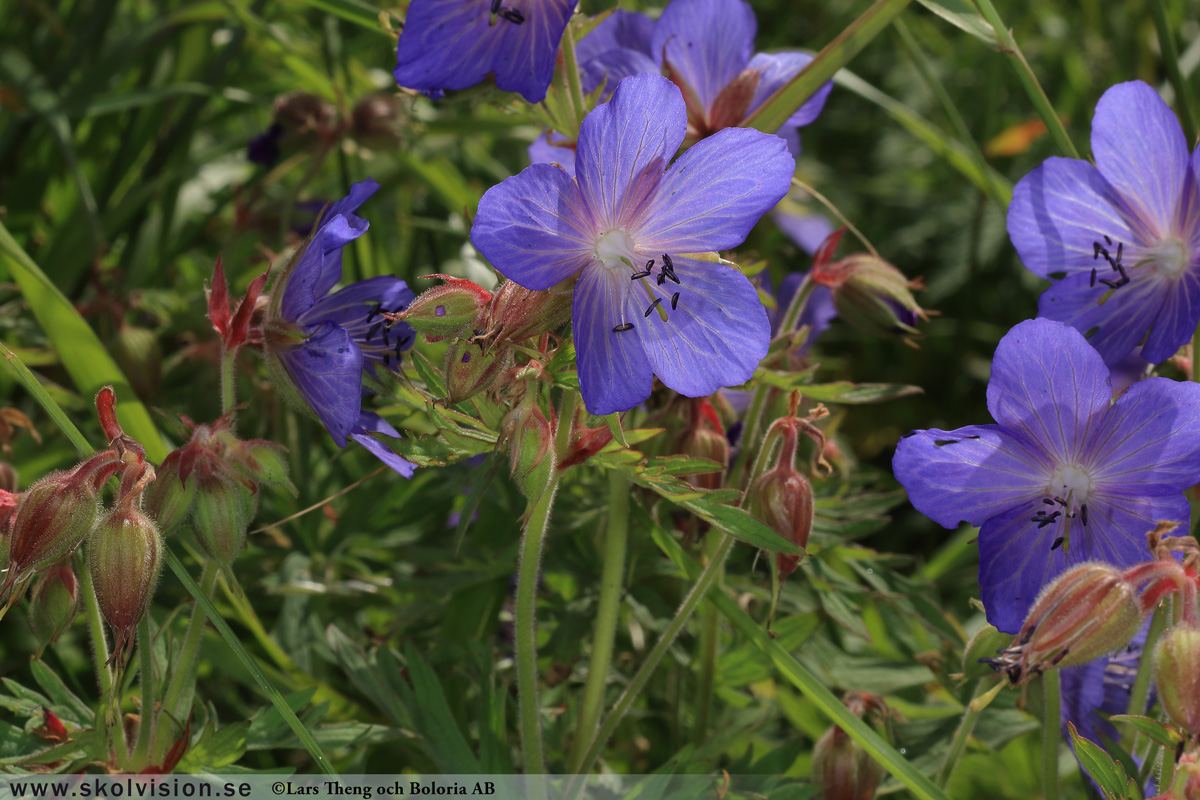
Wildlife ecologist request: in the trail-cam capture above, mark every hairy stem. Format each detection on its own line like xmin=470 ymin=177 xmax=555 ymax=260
xmin=1041 ymin=670 xmax=1062 ymax=800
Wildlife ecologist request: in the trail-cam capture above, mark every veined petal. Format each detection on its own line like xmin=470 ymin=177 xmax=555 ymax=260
xmin=472 ymin=163 xmax=595 ymax=291
xmin=1091 ymin=81 xmax=1189 ymax=236
xmin=1007 ymin=157 xmax=1136 ymax=280
xmin=892 ymin=424 xmax=1047 ymax=529
xmin=630 ymin=256 xmax=768 ymax=397
xmin=1038 ymin=271 xmax=1166 ymax=367
xmin=1140 ymin=269 xmax=1200 ymax=362
xmin=349 ymin=412 xmax=417 ymax=477
xmin=745 ymin=51 xmax=832 ymax=128
xmin=527 ymin=131 xmax=577 ymax=176
xmin=581 ymin=47 xmax=662 ymax=97
xmin=978 ymin=493 xmax=1186 ymax=633
xmin=319 ymin=178 xmax=379 ymax=232
xmin=301 ymin=275 xmax=415 ymax=329
xmin=651 ymin=0 xmax=755 ymax=114
xmin=281 ymin=211 xmax=375 ymax=322
xmin=576 ymin=9 xmax=656 ymax=64
xmin=573 ymin=265 xmax=655 ymax=415
xmin=985 ymin=318 xmax=1113 ymax=462
xmin=491 ymin=0 xmax=576 ymax=102
xmin=574 ymin=74 xmax=687 ymax=229
xmin=1089 ymin=377 xmax=1200 ymax=490
xmin=637 ymin=126 xmax=793 ymax=252
xmin=278 ymin=324 xmax=364 ymax=447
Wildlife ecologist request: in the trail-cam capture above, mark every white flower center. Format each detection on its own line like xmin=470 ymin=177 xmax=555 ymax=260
xmin=1147 ymin=238 xmax=1189 ymax=279
xmin=1047 ymin=463 xmax=1092 ymax=504
xmin=594 ymin=229 xmax=637 ymax=271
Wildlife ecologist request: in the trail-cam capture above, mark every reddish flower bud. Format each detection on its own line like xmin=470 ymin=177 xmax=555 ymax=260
xmin=350 ymin=94 xmax=405 ymax=148
xmin=191 ymin=469 xmax=258 ymax=569
xmin=28 ymin=561 xmax=79 ymax=656
xmin=746 ymin=414 xmax=820 ymax=579
xmin=500 ymin=394 xmax=555 ymax=500
xmin=813 ymin=724 xmax=882 ymax=800
xmin=676 ymin=399 xmax=729 ymax=491
xmin=272 ymin=91 xmax=339 ymax=141
xmin=88 ymin=507 xmax=163 ymax=663
xmin=984 ymin=562 xmax=1144 ymax=685
xmin=813 ymin=251 xmax=925 ymax=339
xmin=402 ymin=275 xmax=492 ymax=339
xmin=443 ymin=338 xmax=513 ymax=404
xmin=1156 ymin=625 xmax=1200 ymax=734
xmin=482 ymin=281 xmax=572 ymax=345
xmin=207 ymin=256 xmax=269 ymax=351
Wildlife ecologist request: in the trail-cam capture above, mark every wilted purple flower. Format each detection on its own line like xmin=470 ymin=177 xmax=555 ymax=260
xmin=893 ymin=317 xmax=1200 ymax=633
xmin=1008 ymin=81 xmax=1200 ymax=367
xmin=472 ymin=73 xmax=794 ymax=414
xmin=394 ymin=0 xmax=575 ymax=103
xmin=247 ymin=123 xmax=284 ymax=166
xmin=263 ymin=179 xmax=417 ymax=476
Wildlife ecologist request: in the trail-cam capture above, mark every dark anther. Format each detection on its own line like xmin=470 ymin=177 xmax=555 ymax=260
xmin=631 ymin=270 xmax=652 ymax=280
xmin=490 ymin=0 xmax=502 ymax=12
xmin=382 ymin=327 xmax=391 ymax=346
xmin=383 ymin=355 xmax=392 ymax=366
xmin=1105 ymin=235 xmax=1113 ymax=245
xmin=366 ymin=303 xmax=382 ymax=323
xmin=1042 ymin=498 xmax=1055 ymax=506
xmin=661 ymin=253 xmax=674 ymax=271
xmin=656 ymin=273 xmax=667 ymax=286
xmin=1051 ymin=537 xmax=1064 ymax=551
xmin=1090 ymin=267 xmax=1097 ymax=287
xmin=501 ymin=8 xmax=524 ymax=23
xmin=1080 ymin=504 xmax=1088 ymax=526
xmin=366 ymin=322 xmax=382 ymax=341
xmin=612 ymin=323 xmax=634 ymax=332
xmin=1006 ymin=666 xmax=1022 ymax=685
xmin=1049 ymin=648 xmax=1070 ymax=666
xmin=665 ymin=270 xmax=681 ymax=285
xmin=1031 ymin=510 xmax=1060 ymax=529
xmin=671 ymin=292 xmax=680 ymax=310
xmin=1053 ymin=496 xmax=1068 ymax=507
xmin=644 ymin=297 xmax=663 ymax=317
xmin=645 ymin=259 xmax=655 ymax=271
xmin=1093 ymin=238 xmax=1131 ymax=290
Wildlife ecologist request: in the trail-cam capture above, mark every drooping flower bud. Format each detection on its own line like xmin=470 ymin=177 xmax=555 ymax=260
xmin=88 ymin=507 xmax=163 ymax=663
xmin=481 ymin=281 xmax=572 ymax=346
xmin=142 ymin=450 xmax=196 ymax=535
xmin=983 ymin=562 xmax=1144 ymax=685
xmin=1156 ymin=625 xmax=1200 ymax=734
xmin=444 ymin=338 xmax=513 ymax=404
xmin=402 ymin=275 xmax=492 ymax=339
xmin=28 ymin=561 xmax=78 ymax=656
xmin=499 ymin=390 xmax=555 ymax=501
xmin=812 ymin=247 xmax=925 ymax=339
xmin=813 ymin=724 xmax=882 ymax=800
xmin=676 ymin=399 xmax=729 ymax=491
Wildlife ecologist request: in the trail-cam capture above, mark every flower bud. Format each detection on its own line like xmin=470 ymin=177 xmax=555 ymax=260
xmin=191 ymin=470 xmax=258 ymax=569
xmin=500 ymin=395 xmax=555 ymax=500
xmin=403 ymin=275 xmax=492 ymax=339
xmin=350 ymin=94 xmax=405 ymax=148
xmin=142 ymin=450 xmax=196 ymax=535
xmin=272 ymin=91 xmax=339 ymax=141
xmin=813 ymin=724 xmax=881 ymax=800
xmin=1156 ymin=625 xmax=1200 ymax=734
xmin=28 ymin=561 xmax=78 ymax=655
xmin=814 ymin=254 xmax=924 ymax=339
xmin=88 ymin=508 xmax=163 ymax=659
xmin=679 ymin=427 xmax=730 ymax=490
xmin=746 ymin=418 xmax=814 ymax=579
xmin=3 ymin=470 xmax=100 ymax=606
xmin=483 ymin=281 xmax=572 ymax=345
xmin=983 ymin=562 xmax=1144 ymax=685
xmin=444 ymin=338 xmax=513 ymax=404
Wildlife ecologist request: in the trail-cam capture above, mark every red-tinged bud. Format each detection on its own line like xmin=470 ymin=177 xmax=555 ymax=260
xmin=482 ymin=281 xmax=573 ymax=346
xmin=500 ymin=393 xmax=555 ymax=500
xmin=229 ymin=439 xmax=295 ymax=494
xmin=813 ymin=725 xmax=882 ymax=800
xmin=559 ymin=424 xmax=613 ymax=470
xmin=142 ymin=450 xmax=196 ymax=535
xmin=746 ymin=420 xmax=813 ymax=579
xmin=350 ymin=94 xmax=405 ymax=148
xmin=191 ymin=469 xmax=257 ymax=569
xmin=88 ymin=507 xmax=163 ymax=664
xmin=677 ymin=399 xmax=729 ymax=490
xmin=402 ymin=275 xmax=491 ymax=339
xmin=1156 ymin=625 xmax=1200 ymax=734
xmin=983 ymin=562 xmax=1144 ymax=685
xmin=207 ymin=256 xmax=269 ymax=351
xmin=37 ymin=707 xmax=68 ymax=742
xmin=443 ymin=338 xmax=513 ymax=404
xmin=28 ymin=561 xmax=78 ymax=656
xmin=813 ymin=253 xmax=925 ymax=339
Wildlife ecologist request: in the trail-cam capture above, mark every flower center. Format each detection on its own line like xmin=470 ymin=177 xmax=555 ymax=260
xmin=594 ymin=229 xmax=638 ymax=271
xmin=1031 ymin=463 xmax=1094 ymax=548
xmin=1147 ymin=237 xmax=1189 ymax=279
xmin=1048 ymin=464 xmax=1092 ymax=503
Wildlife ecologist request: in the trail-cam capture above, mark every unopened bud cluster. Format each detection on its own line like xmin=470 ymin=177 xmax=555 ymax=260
xmin=813 ymin=693 xmax=887 ymax=800
xmin=809 ymin=228 xmax=925 ymax=339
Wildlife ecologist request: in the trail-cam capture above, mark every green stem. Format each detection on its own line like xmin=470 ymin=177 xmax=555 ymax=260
xmin=220 ymin=344 xmax=237 ymax=420
xmin=130 ymin=615 xmax=157 ymax=768
xmin=1041 ymin=671 xmax=1062 ymax=800
xmin=971 ymin=0 xmax=1079 ymax=159
xmin=692 ymin=533 xmax=721 ymax=742
xmin=560 ymin=22 xmax=588 ymax=138
xmin=78 ymin=559 xmax=114 ymax=759
xmin=936 ymin=679 xmax=999 ymax=788
xmin=566 ymin=469 xmax=630 ymax=772
xmin=564 ymin=534 xmax=737 ymax=796
xmin=1124 ymin=604 xmax=1167 ymax=756
xmin=1151 ymin=0 xmax=1199 ymax=145
xmin=516 ymin=475 xmax=558 ymax=776
xmin=150 ymin=562 xmax=218 ymax=763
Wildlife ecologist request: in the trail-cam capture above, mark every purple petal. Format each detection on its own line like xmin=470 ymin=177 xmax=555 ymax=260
xmin=319 ymin=178 xmax=379 ymax=231
xmin=576 ymin=9 xmax=656 ymax=64
xmin=349 ymin=412 xmax=417 ymax=477
xmin=574 ymin=74 xmax=687 ymax=230
xmin=985 ymin=318 xmax=1113 ymax=462
xmin=1007 ymin=157 xmax=1135 ymax=280
xmin=278 ymin=324 xmax=364 ymax=447
xmin=1091 ymin=81 xmax=1189 ymax=236
xmin=1107 ymin=349 xmax=1151 ymax=396
xmin=472 ymin=163 xmax=594 ymax=291
xmin=1037 ymin=271 xmax=1166 ymax=367
xmin=651 ymin=0 xmax=755 ymax=114
xmin=745 ymin=52 xmax=832 ymax=129
xmin=301 ymin=275 xmax=415 ymax=329
xmin=979 ymin=493 xmax=1188 ymax=633
xmin=1060 ymin=654 xmax=1117 ymax=744
xmin=892 ymin=425 xmax=1047 ymax=529
xmin=631 ymin=256 xmax=769 ymax=398
xmin=527 ymin=131 xmax=577 ymax=176
xmin=1090 ymin=376 xmax=1200 ymax=490
xmin=581 ymin=47 xmax=662 ymax=97
xmin=572 ymin=265 xmax=655 ymax=414
xmin=773 ymin=206 xmax=835 ymax=255
xmin=1140 ymin=268 xmax=1200 ymax=362
xmin=637 ymin=126 xmax=794 ymax=253
xmin=394 ymin=0 xmax=573 ymax=103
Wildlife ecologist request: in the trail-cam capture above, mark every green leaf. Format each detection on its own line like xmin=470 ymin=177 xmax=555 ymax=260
xmin=1108 ymin=715 xmax=1185 ymax=749
xmin=288 ymin=0 xmax=389 ymax=32
xmin=400 ymin=644 xmax=482 ymax=773
xmin=28 ymin=662 xmax=92 ymax=728
xmin=796 ymin=380 xmax=923 ymax=404
xmin=914 ymin=0 xmax=994 ymax=42
xmin=744 ymin=0 xmax=913 ymax=134
xmin=324 ymin=627 xmax=410 ymax=728
xmin=176 ymin=721 xmax=249 ymax=772
xmin=1067 ymin=722 xmax=1137 ymax=800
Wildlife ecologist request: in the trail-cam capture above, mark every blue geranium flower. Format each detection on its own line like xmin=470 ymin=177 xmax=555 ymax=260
xmin=1008 ymin=81 xmax=1200 ymax=366
xmin=394 ymin=0 xmax=575 ymax=103
xmin=263 ymin=179 xmax=417 ymax=476
xmin=892 ymin=317 xmax=1200 ymax=633
xmin=472 ymin=73 xmax=794 ymax=415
